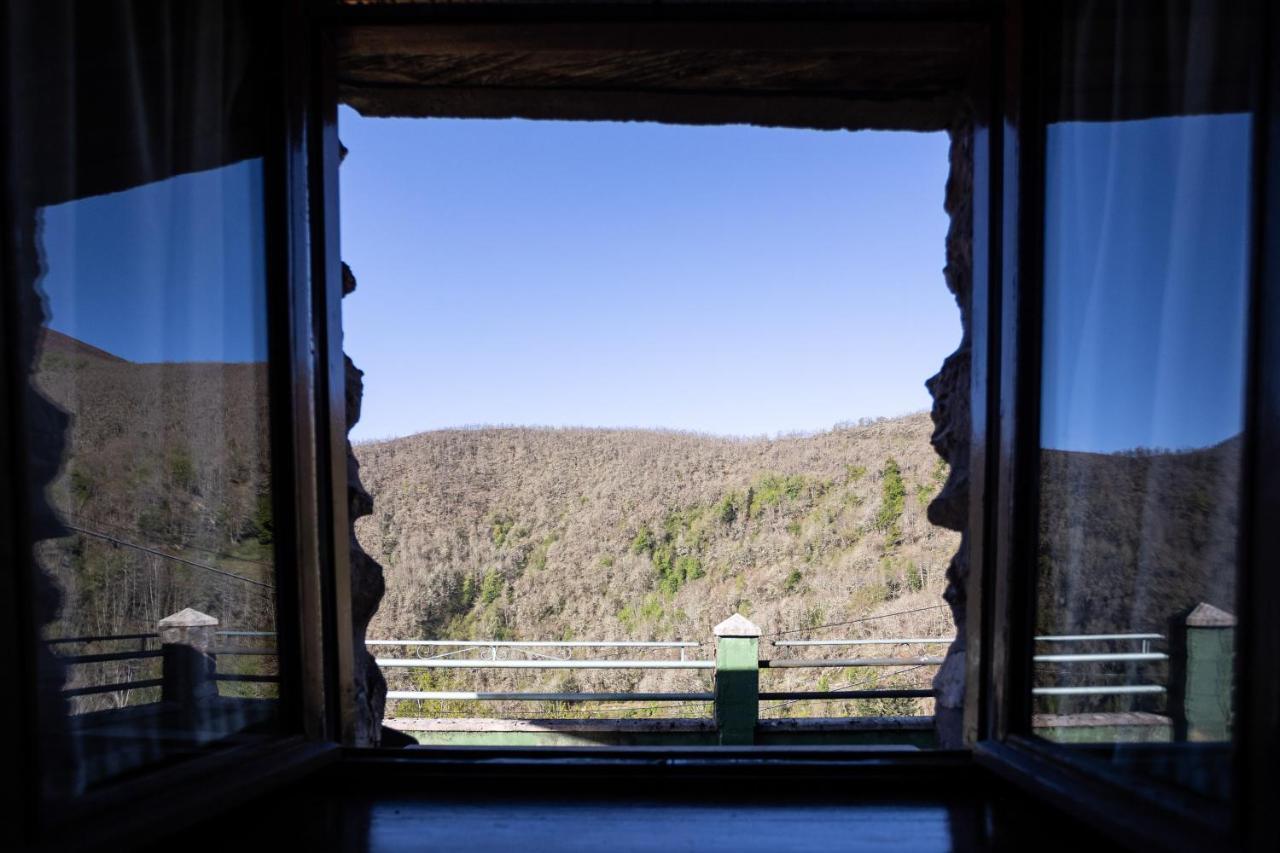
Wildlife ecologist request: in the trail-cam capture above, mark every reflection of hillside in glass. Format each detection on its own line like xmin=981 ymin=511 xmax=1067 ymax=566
xmin=34 ymin=331 xmax=277 ymax=675
xmin=1036 ymin=439 xmax=1239 ymax=638
xmin=26 ymin=159 xmax=279 ymax=792
xmin=1033 ymin=0 xmax=1249 ymax=801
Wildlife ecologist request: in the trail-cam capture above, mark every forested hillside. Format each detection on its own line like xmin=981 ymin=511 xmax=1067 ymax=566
xmin=33 ymin=330 xmax=276 ymax=706
xmin=355 ymin=414 xmax=960 ymax=717
xmin=357 ymin=414 xmax=958 ymax=644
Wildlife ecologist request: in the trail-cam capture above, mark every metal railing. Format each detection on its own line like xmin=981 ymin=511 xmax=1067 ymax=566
xmin=375 ymin=628 xmax=1176 ymax=712
xmin=45 ymin=618 xmax=1186 ymax=727
xmin=48 ymin=618 xmax=279 ymax=704
xmin=376 ymin=639 xmax=712 ymax=702
xmin=1031 ymin=633 xmax=1168 ymax=698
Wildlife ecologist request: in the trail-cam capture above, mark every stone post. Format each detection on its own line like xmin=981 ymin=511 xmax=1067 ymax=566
xmin=1172 ymin=602 xmax=1235 ymax=742
xmin=714 ymin=613 xmax=760 ymax=746
xmin=158 ymin=608 xmax=219 ymax=709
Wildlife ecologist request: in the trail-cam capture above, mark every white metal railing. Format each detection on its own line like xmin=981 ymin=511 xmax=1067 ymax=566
xmin=1032 ymin=685 xmax=1167 ymax=696
xmin=1034 ymin=633 xmax=1163 ymax=642
xmin=367 ymin=640 xmax=697 ymax=648
xmin=1032 ymin=633 xmax=1168 ymax=699
xmin=376 ymin=658 xmax=712 ymax=670
xmin=374 ymin=637 xmax=712 ymax=706
xmin=772 ymin=637 xmax=951 ymax=647
xmin=386 ymin=691 xmax=716 ymax=702
xmin=377 ymin=632 xmax=1164 ymax=708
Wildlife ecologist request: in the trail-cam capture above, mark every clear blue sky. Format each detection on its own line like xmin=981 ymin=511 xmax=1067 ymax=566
xmin=40 ymin=159 xmax=268 ymax=363
xmin=338 ymin=109 xmax=958 ymax=440
xmin=1041 ymin=113 xmax=1252 ymax=454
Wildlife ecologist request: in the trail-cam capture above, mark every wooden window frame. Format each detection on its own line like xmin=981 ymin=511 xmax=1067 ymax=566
xmin=0 ymin=3 xmax=349 ymax=849
xmin=970 ymin=3 xmax=1280 ymax=852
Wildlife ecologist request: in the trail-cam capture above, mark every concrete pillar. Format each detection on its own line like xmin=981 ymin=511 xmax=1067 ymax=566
xmin=714 ymin=613 xmax=760 ymax=746
xmin=158 ymin=608 xmax=219 ymax=709
xmin=1174 ymin=603 xmax=1235 ymax=742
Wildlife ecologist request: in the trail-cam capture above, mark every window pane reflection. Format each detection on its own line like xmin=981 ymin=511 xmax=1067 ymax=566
xmin=6 ymin=1 xmax=279 ymax=799
xmin=32 ymin=162 xmax=279 ymax=793
xmin=1033 ymin=1 xmax=1251 ymax=802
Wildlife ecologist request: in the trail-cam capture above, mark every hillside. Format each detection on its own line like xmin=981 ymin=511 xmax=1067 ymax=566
xmin=355 ymin=414 xmax=960 ymax=717
xmin=32 ymin=334 xmax=276 ymax=706
xmin=358 ymin=413 xmax=957 ymax=642
xmin=1037 ymin=439 xmax=1240 ymax=636
xmin=32 ymin=329 xmax=961 ymax=717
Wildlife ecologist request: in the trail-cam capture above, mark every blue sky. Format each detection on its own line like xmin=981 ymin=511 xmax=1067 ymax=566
xmin=40 ymin=159 xmax=268 ymax=363
xmin=1040 ymin=113 xmax=1252 ymax=454
xmin=338 ymin=109 xmax=958 ymax=440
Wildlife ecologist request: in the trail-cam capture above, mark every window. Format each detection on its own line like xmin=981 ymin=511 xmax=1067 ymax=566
xmin=1029 ymin=0 xmax=1251 ymax=802
xmin=338 ymin=112 xmax=961 ymax=746
xmin=2 ymin=0 xmax=295 ymax=809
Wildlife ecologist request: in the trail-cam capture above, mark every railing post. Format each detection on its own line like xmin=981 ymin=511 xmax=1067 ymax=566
xmin=1171 ymin=602 xmax=1235 ymax=742
xmin=714 ymin=613 xmax=760 ymax=746
xmin=158 ymin=608 xmax=219 ymax=710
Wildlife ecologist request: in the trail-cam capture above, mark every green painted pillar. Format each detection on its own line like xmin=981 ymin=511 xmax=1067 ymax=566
xmin=714 ymin=613 xmax=760 ymax=746
xmin=1179 ymin=603 xmax=1235 ymax=742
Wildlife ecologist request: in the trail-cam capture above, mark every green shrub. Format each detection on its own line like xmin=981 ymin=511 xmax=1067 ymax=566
xmin=460 ymin=573 xmax=477 ymax=607
xmin=874 ymin=458 xmax=906 ymax=546
xmin=490 ymin=515 xmax=515 ymax=547
xmin=69 ymin=467 xmax=94 ymax=505
xmin=630 ymin=525 xmax=656 ymax=555
xmin=169 ymin=449 xmax=197 ymax=493
xmin=748 ymin=473 xmax=809 ymax=516
xmin=640 ymin=594 xmax=663 ymax=622
xmin=905 ymin=560 xmax=924 ymax=593
xmin=783 ymin=569 xmax=803 ymax=595
xmin=479 ymin=569 xmax=504 ymax=606
xmin=714 ymin=491 xmax=742 ymax=525
xmin=675 ymin=554 xmax=704 ymax=582
xmin=253 ymin=491 xmax=274 ymax=545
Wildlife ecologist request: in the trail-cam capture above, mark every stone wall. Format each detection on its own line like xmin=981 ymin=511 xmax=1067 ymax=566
xmin=341 ymin=149 xmax=391 ymax=747
xmin=927 ymin=122 xmax=973 ymax=748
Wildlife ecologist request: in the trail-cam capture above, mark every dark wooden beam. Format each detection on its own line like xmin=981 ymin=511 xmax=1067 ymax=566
xmin=337 ymin=21 xmax=982 ymax=132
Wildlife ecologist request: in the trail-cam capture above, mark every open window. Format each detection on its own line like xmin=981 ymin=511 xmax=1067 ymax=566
xmin=3 ymin=2 xmax=1277 ymax=851
xmin=337 ymin=101 xmax=962 ymax=749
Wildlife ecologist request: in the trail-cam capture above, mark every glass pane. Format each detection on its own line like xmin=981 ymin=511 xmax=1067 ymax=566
xmin=6 ymin=2 xmax=279 ymax=800
xmin=1033 ymin=1 xmax=1251 ymax=802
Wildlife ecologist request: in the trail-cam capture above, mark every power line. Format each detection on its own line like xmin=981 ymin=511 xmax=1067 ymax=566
xmin=768 ymin=604 xmax=949 ymax=638
xmin=60 ymin=509 xmax=273 ymax=568
xmin=66 ymin=524 xmax=275 ymax=591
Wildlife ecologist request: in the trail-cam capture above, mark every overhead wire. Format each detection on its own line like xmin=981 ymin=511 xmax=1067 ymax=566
xmin=767 ymin=604 xmax=950 ymax=638
xmin=66 ymin=524 xmax=275 ymax=592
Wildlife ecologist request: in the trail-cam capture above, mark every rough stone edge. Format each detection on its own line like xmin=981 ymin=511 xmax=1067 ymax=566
xmin=926 ymin=120 xmax=973 ymax=749
xmin=341 ymin=147 xmax=390 ymax=747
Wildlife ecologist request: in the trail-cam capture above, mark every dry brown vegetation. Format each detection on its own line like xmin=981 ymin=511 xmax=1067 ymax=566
xmin=32 ymin=327 xmax=961 ymax=719
xmin=356 ymin=413 xmax=958 ymax=718
xmin=33 ymin=332 xmax=277 ymax=710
